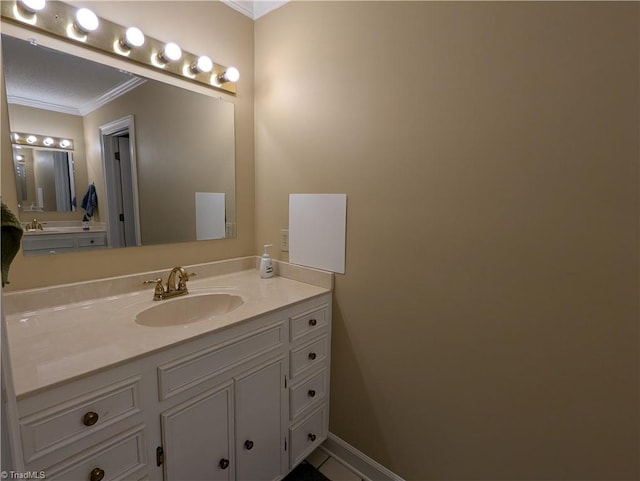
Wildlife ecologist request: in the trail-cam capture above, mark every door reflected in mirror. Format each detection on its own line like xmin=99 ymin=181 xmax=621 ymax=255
xmin=2 ymin=33 xmax=237 ymax=254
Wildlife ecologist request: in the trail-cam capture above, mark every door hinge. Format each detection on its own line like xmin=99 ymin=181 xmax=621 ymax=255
xmin=284 ymin=375 xmax=287 ymax=389
xmin=156 ymin=446 xmax=164 ymax=466
xmin=284 ymin=437 xmax=287 ymax=451
xmin=119 ymin=213 xmax=125 ymax=222
xmin=114 ymin=152 xmax=120 ymax=160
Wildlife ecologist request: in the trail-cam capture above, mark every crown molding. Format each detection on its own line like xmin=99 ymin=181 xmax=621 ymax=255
xmin=223 ymin=1 xmax=289 ymax=20
xmin=7 ymin=77 xmax=147 ymax=117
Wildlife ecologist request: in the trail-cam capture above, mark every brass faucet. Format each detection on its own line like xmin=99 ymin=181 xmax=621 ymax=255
xmin=144 ymin=266 xmax=196 ymax=301
xmin=26 ymin=218 xmax=43 ymax=231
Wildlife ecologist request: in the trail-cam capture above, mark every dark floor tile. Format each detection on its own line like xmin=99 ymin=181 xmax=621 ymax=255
xmin=283 ymin=462 xmax=332 ymax=481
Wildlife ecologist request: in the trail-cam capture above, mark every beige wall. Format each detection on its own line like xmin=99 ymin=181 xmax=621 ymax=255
xmin=255 ymin=2 xmax=639 ymax=479
xmin=1 ymin=1 xmax=255 ymax=290
xmin=7 ymin=104 xmax=87 ymax=221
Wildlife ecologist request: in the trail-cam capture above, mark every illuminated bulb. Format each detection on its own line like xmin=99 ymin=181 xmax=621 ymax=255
xmin=12 ymin=133 xmax=20 ymax=141
xmin=26 ymin=135 xmax=37 ymax=144
xmin=191 ymin=55 xmax=213 ymax=74
xmin=16 ymin=155 xmax=24 ymax=161
xmin=59 ymin=139 xmax=71 ymax=148
xmin=74 ymin=8 xmax=99 ymax=34
xmin=219 ymin=67 xmax=240 ymax=83
xmin=18 ymin=0 xmax=45 ymax=13
xmin=120 ymin=27 xmax=145 ymax=49
xmin=43 ymin=137 xmax=54 ymax=146
xmin=157 ymin=42 xmax=182 ymax=63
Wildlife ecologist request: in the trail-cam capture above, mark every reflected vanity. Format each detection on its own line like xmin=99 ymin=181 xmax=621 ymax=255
xmin=2 ymin=33 xmax=237 ymax=254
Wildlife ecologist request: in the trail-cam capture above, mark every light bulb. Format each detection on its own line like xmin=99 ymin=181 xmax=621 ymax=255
xmin=16 ymin=155 xmax=24 ymax=161
xmin=43 ymin=137 xmax=54 ymax=146
xmin=18 ymin=0 xmax=45 ymax=13
xmin=219 ymin=67 xmax=239 ymax=83
xmin=121 ymin=27 xmax=145 ymax=49
xmin=192 ymin=55 xmax=213 ymax=74
xmin=75 ymin=8 xmax=99 ymax=34
xmin=59 ymin=139 xmax=71 ymax=148
xmin=26 ymin=135 xmax=37 ymax=144
xmin=158 ymin=42 xmax=182 ymax=63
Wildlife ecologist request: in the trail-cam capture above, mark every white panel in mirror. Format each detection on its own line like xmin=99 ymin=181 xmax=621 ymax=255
xmin=195 ymin=193 xmax=226 ymax=240
xmin=289 ymin=194 xmax=347 ymax=274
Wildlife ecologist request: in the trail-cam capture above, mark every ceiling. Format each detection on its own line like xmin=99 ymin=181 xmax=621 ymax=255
xmin=2 ymin=35 xmax=145 ymax=116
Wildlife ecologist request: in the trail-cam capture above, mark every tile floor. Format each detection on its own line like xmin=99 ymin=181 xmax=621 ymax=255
xmin=305 ymin=447 xmax=363 ymax=481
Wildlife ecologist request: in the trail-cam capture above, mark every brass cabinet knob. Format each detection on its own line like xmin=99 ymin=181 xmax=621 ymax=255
xmin=244 ymin=440 xmax=254 ymax=450
xmin=308 ymin=389 xmax=316 ymax=398
xmin=219 ymin=458 xmax=230 ymax=470
xmin=308 ymin=352 xmax=317 ymax=360
xmin=83 ymin=411 xmax=99 ymax=426
xmin=89 ymin=467 xmax=105 ymax=481
xmin=308 ymin=318 xmax=317 ymax=327
xmin=308 ymin=433 xmax=317 ymax=442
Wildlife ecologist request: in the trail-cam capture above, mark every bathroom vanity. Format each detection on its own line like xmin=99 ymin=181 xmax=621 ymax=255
xmin=21 ymin=221 xmax=108 ymax=256
xmin=3 ymin=258 xmax=332 ymax=481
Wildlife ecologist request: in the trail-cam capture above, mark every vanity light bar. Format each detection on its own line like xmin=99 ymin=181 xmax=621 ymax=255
xmin=11 ymin=132 xmax=74 ymax=150
xmin=0 ymin=1 xmax=239 ymax=94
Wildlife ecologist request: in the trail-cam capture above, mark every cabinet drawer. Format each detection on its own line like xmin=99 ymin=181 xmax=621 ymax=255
xmin=290 ymin=369 xmax=327 ymax=420
xmin=290 ymin=336 xmax=327 ymax=380
xmin=290 ymin=304 xmax=329 ymax=342
xmin=22 ymin=236 xmax=74 ymax=250
xmin=158 ymin=322 xmax=284 ymax=400
xmin=289 ymin=405 xmax=326 ymax=467
xmin=20 ymin=377 xmax=142 ymax=464
xmin=43 ymin=425 xmax=146 ymax=481
xmin=77 ymin=234 xmax=106 ymax=247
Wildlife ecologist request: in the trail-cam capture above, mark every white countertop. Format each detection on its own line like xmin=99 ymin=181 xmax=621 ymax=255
xmin=3 ymin=259 xmax=332 ymax=398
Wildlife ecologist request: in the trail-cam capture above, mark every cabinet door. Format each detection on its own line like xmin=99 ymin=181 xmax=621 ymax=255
xmin=235 ymin=359 xmax=284 ymax=481
xmin=161 ymin=383 xmax=234 ymax=481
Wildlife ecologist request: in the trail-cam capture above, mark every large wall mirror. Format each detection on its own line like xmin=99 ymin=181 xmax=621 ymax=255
xmin=2 ymin=33 xmax=236 ymax=252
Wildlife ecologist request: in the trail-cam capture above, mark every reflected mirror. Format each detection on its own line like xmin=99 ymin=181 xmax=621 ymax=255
xmin=12 ymin=146 xmax=76 ymax=213
xmin=2 ymin=33 xmax=236 ymax=254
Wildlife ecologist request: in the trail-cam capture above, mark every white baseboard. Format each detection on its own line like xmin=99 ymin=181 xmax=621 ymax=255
xmin=319 ymin=432 xmax=404 ymax=481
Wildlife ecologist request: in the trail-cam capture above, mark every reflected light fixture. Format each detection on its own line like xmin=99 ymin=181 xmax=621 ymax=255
xmin=74 ymin=8 xmax=99 ymax=34
xmin=191 ymin=55 xmax=213 ymax=74
xmin=157 ymin=42 xmax=182 ymax=64
xmin=120 ymin=26 xmax=145 ymax=49
xmin=218 ymin=67 xmax=240 ymax=83
xmin=18 ymin=0 xmax=45 ymax=13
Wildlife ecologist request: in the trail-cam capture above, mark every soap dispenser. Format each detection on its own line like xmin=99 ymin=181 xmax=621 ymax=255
xmin=259 ymin=244 xmax=274 ymax=279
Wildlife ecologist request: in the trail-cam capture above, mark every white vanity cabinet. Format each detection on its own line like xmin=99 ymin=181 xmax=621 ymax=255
xmin=22 ymin=231 xmax=107 ymax=255
xmin=12 ymin=290 xmax=332 ymax=481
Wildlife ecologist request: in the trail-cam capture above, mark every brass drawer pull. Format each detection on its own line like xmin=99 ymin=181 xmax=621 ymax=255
xmin=83 ymin=411 xmax=99 ymax=426
xmin=308 ymin=389 xmax=316 ymax=398
xmin=308 ymin=433 xmax=317 ymax=442
xmin=90 ymin=467 xmax=105 ymax=481
xmin=308 ymin=318 xmax=317 ymax=327
xmin=219 ymin=458 xmax=230 ymax=469
xmin=244 ymin=440 xmax=254 ymax=450
xmin=308 ymin=352 xmax=317 ymax=361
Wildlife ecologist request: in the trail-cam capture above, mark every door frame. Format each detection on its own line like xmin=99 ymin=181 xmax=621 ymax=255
xmin=99 ymin=115 xmax=142 ymax=248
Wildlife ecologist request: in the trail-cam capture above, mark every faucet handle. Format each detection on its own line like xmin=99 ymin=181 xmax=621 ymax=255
xmin=177 ymin=272 xmax=196 ymax=290
xmin=143 ymin=278 xmax=165 ymax=300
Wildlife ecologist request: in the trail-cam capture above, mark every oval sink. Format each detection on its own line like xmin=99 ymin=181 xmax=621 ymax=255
xmin=135 ymin=293 xmax=244 ymax=327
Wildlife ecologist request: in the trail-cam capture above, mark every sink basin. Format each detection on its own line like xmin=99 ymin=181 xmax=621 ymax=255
xmin=135 ymin=293 xmax=244 ymax=327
